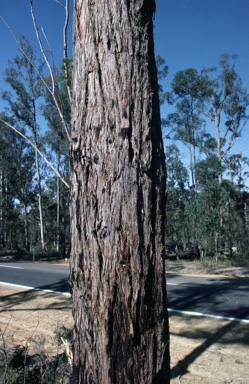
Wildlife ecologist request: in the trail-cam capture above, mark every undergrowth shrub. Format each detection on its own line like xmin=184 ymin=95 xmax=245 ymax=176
xmin=0 ymin=327 xmax=73 ymax=384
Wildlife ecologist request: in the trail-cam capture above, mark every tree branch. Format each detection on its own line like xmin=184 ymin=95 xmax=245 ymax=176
xmin=29 ymin=0 xmax=71 ymax=142
xmin=0 ymin=119 xmax=69 ymax=188
xmin=0 ymin=14 xmax=71 ymax=143
xmin=60 ymin=0 xmax=72 ymax=103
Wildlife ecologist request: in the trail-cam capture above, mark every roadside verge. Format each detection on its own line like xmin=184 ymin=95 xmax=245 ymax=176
xmin=0 ymin=283 xmax=248 ymax=383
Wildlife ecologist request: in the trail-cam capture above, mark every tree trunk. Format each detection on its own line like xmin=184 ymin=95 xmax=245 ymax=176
xmin=0 ymin=168 xmax=4 ymax=248
xmin=56 ymin=154 xmax=60 ymax=254
xmin=215 ymin=111 xmax=223 ymax=184
xmin=35 ymin=146 xmax=46 ymax=251
xmin=23 ymin=201 xmax=29 ymax=251
xmin=33 ymin=110 xmax=46 ymax=251
xmin=69 ymin=1 xmax=170 ymax=383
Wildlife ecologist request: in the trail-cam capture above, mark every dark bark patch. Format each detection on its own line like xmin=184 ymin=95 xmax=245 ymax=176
xmin=93 ymin=154 xmax=99 ymax=164
xmin=94 ymin=126 xmax=101 ymax=139
xmin=119 ymin=127 xmax=130 ymax=139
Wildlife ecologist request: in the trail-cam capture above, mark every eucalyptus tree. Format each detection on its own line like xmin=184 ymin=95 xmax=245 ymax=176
xmin=193 ymin=55 xmax=249 ymax=259
xmin=166 ymin=68 xmax=211 ymax=191
xmin=41 ymin=71 xmax=71 ymax=255
xmin=156 ymin=55 xmax=169 ymax=105
xmin=201 ymin=54 xmax=249 ymax=183
xmin=195 ymin=155 xmax=227 ymax=259
xmin=2 ymin=36 xmax=47 ymax=250
xmin=0 ymin=1 xmax=71 ymax=253
xmin=0 ymin=119 xmax=17 ymax=249
xmin=194 ymin=155 xmax=249 ymax=259
xmin=222 ymin=181 xmax=249 ymax=256
xmin=0 ymin=115 xmax=36 ymax=250
xmin=165 ymin=69 xmax=211 ymax=250
xmin=225 ymin=152 xmax=249 ymax=187
xmin=5 ymin=130 xmax=36 ymax=250
xmin=165 ymin=144 xmax=190 ymax=251
xmin=69 ymin=0 xmax=170 ymax=382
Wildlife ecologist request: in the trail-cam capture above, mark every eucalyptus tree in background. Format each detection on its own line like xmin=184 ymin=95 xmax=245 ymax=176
xmin=0 ymin=1 xmax=71 ymax=254
xmin=223 ymin=153 xmax=249 ymax=254
xmin=202 ymin=54 xmax=249 ymax=184
xmin=166 ymin=68 xmax=211 ymax=191
xmin=0 ymin=118 xmax=19 ymax=249
xmin=69 ymin=0 xmax=170 ymax=382
xmin=196 ymin=54 xmax=249 ymax=258
xmin=165 ymin=144 xmax=190 ymax=250
xmin=41 ymin=71 xmax=71 ymax=256
xmin=156 ymin=55 xmax=169 ymax=104
xmin=165 ymin=68 xmax=211 ymax=250
xmin=225 ymin=152 xmax=249 ymax=187
xmin=195 ymin=155 xmax=226 ymax=259
xmin=2 ymin=37 xmax=47 ymax=250
xmin=5 ymin=127 xmax=36 ymax=251
xmin=0 ymin=114 xmax=36 ymax=250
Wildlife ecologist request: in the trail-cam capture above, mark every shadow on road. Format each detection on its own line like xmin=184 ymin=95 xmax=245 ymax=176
xmin=167 ymin=273 xmax=249 ymax=320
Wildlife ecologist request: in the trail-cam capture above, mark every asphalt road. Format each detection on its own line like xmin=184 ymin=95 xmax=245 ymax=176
xmin=0 ymin=259 xmax=70 ymax=293
xmin=0 ymin=260 xmax=248 ymax=321
xmin=167 ymin=273 xmax=249 ymax=321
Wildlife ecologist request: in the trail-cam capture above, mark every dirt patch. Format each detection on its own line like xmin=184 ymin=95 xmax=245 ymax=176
xmin=170 ymin=314 xmax=249 ymax=383
xmin=0 ymin=283 xmax=248 ymax=383
xmin=0 ymin=285 xmax=74 ymax=357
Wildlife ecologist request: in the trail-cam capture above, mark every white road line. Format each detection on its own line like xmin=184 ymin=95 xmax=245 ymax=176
xmin=1 ymin=282 xmax=248 ymax=323
xmin=0 ymin=281 xmax=70 ymax=296
xmin=167 ymin=282 xmax=194 ymax=287
xmin=0 ymin=264 xmax=23 ymax=269
xmin=168 ymin=308 xmax=249 ymax=324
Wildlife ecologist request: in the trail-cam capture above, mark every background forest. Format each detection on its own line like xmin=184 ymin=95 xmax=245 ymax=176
xmin=159 ymin=54 xmax=249 ymax=261
xmin=0 ymin=29 xmax=71 ymax=257
xmin=0 ymin=8 xmax=249 ymax=262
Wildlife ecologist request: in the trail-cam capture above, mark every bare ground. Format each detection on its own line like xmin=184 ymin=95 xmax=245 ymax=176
xmin=0 ymin=261 xmax=249 ymax=383
xmin=166 ymin=259 xmax=249 ymax=278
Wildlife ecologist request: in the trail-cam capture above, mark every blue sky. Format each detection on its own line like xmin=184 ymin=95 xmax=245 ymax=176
xmin=0 ymin=0 xmax=72 ymax=76
xmin=155 ymin=0 xmax=249 ymax=88
xmin=0 ymin=0 xmax=249 ymax=171
xmin=154 ymin=0 xmax=249 ymax=173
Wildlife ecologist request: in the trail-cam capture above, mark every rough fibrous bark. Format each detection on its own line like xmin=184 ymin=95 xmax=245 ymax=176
xmin=70 ymin=0 xmax=170 ymax=383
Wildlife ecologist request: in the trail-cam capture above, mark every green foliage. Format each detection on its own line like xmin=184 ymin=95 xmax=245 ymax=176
xmin=165 ymin=145 xmax=190 ymax=247
xmin=60 ymin=57 xmax=73 ymax=87
xmin=171 ymin=68 xmax=212 ymax=100
xmin=195 ymin=155 xmax=223 ymax=187
xmin=0 ymin=36 xmax=70 ymax=256
xmin=156 ymin=55 xmax=169 ymax=104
